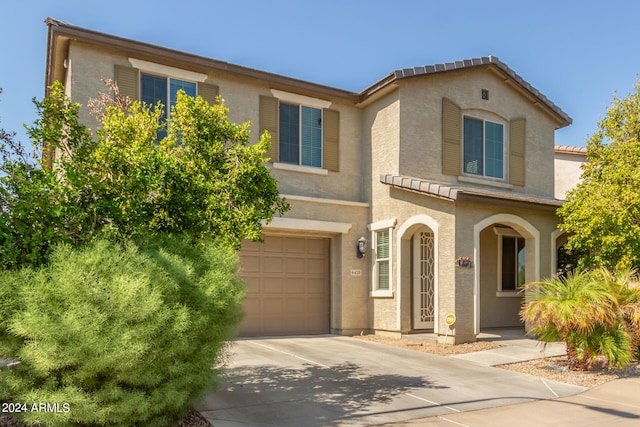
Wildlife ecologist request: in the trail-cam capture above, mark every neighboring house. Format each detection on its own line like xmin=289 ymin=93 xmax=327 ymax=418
xmin=554 ymin=145 xmax=587 ymax=199
xmin=45 ymin=18 xmax=577 ymax=343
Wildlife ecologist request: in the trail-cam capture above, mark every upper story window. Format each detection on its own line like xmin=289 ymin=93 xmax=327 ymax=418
xmin=141 ymin=73 xmax=197 ymax=117
xmin=140 ymin=73 xmax=197 ymax=140
xmin=441 ymin=98 xmax=526 ymax=187
xmin=279 ymin=102 xmax=323 ymax=168
xmin=463 ymin=116 xmax=504 ymax=179
xmin=259 ymin=90 xmax=340 ymax=173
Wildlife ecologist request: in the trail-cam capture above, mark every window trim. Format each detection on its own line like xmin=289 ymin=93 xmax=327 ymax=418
xmin=270 ymin=89 xmax=331 ymax=109
xmin=368 ymin=218 xmax=397 ymax=297
xmin=129 ymin=58 xmax=207 ymax=82
xmin=462 ymin=114 xmax=506 ymax=181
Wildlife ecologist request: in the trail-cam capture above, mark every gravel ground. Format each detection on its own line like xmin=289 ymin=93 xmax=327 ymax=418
xmin=353 ymin=334 xmax=640 ymax=388
xmin=353 ymin=334 xmax=505 ymax=355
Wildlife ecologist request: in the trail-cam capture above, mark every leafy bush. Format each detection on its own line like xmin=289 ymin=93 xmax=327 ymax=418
xmin=0 ymin=81 xmax=288 ymax=269
xmin=0 ymin=234 xmax=245 ymax=426
xmin=522 ymin=268 xmax=640 ymax=370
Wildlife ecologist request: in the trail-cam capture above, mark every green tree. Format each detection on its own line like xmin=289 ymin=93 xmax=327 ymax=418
xmin=521 ymin=268 xmax=640 ymax=370
xmin=559 ymin=81 xmax=640 ymax=270
xmin=1 ymin=234 xmax=244 ymax=427
xmin=0 ymin=80 xmax=289 ymax=268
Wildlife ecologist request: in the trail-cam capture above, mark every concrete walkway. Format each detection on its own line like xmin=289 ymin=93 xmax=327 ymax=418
xmin=199 ymin=331 xmax=598 ymax=426
xmin=451 ymin=328 xmax=566 ymax=366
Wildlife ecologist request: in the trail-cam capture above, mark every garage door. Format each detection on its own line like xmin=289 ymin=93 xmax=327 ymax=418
xmin=238 ymin=236 xmax=330 ymax=336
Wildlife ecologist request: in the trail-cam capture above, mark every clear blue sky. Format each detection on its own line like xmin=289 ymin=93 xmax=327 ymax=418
xmin=1 ymin=0 xmax=639 ymax=149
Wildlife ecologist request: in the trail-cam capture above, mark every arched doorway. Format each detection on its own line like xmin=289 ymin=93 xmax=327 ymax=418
xmin=473 ymin=214 xmax=540 ymax=334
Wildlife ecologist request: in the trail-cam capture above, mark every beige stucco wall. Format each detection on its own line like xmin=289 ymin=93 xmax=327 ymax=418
xmin=66 ymin=41 xmax=365 ymax=204
xmin=65 ymin=39 xmax=372 ymax=336
xmin=397 ymin=70 xmax=558 ymax=198
xmin=554 ymin=152 xmax=586 ymax=199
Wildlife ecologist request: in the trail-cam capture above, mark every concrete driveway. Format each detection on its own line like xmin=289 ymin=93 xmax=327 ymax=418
xmin=197 ymin=335 xmax=585 ymax=426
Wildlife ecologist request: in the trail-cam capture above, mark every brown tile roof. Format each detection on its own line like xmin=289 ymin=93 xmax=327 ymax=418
xmin=555 ymin=145 xmax=587 ymax=155
xmin=363 ymin=56 xmax=572 ymax=128
xmin=380 ymin=174 xmax=564 ymax=207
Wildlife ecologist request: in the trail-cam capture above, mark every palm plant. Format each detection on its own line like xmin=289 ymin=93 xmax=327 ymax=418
xmin=595 ymin=268 xmax=640 ymax=358
xmin=521 ymin=268 xmax=638 ymax=370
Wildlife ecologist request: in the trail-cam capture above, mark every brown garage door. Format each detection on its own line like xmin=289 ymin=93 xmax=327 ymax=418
xmin=238 ymin=236 xmax=330 ymax=336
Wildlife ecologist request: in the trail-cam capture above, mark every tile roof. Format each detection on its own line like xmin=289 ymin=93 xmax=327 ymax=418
xmin=380 ymin=174 xmax=563 ymax=207
xmin=363 ymin=56 xmax=572 ymax=128
xmin=554 ymin=145 xmax=587 ymax=155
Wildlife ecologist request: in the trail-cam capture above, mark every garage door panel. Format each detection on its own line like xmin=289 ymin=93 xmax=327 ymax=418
xmin=285 ymin=237 xmax=306 ymax=253
xmin=306 ymin=258 xmax=326 ymax=275
xmin=307 ymin=238 xmax=328 ymax=254
xmin=306 ymin=278 xmax=327 ymax=294
xmin=285 ymin=278 xmax=306 ymax=293
xmin=263 ymin=236 xmax=284 ymax=252
xmin=238 ymin=236 xmax=330 ymax=337
xmin=262 ymin=298 xmax=285 ymax=315
xmin=285 ymin=257 xmax=306 ymax=274
xmin=285 ymin=297 xmax=307 ymax=313
xmin=263 ymin=278 xmax=284 ymax=294
xmin=240 ymin=254 xmax=261 ymax=273
xmin=263 ymin=257 xmax=284 ymax=273
xmin=243 ymin=277 xmax=261 ymax=293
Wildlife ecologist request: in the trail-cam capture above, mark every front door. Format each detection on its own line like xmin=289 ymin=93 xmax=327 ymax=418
xmin=413 ymin=230 xmax=435 ymax=329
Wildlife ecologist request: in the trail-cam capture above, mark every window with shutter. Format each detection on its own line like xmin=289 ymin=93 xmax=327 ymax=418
xmin=260 ymin=93 xmax=339 ymax=171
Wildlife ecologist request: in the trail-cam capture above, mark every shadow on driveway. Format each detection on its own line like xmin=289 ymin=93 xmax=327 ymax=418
xmin=205 ymin=361 xmax=445 ymax=426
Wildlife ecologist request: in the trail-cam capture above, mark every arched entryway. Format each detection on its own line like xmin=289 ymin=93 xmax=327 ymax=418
xmin=473 ymin=214 xmax=540 ymax=334
xmin=397 ymin=215 xmax=439 ymax=332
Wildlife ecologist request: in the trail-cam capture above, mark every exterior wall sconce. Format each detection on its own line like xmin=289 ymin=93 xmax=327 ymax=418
xmin=456 ymin=256 xmax=473 ymax=268
xmin=357 ymin=237 xmax=368 ymax=258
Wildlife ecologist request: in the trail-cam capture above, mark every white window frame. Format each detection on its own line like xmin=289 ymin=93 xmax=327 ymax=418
xmin=462 ymin=114 xmax=506 ymax=181
xmin=494 ymin=226 xmax=525 ymax=297
xmin=368 ymin=218 xmax=397 ymax=297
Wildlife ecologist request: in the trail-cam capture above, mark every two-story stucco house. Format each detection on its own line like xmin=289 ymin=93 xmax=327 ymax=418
xmin=45 ymin=18 xmax=574 ymax=343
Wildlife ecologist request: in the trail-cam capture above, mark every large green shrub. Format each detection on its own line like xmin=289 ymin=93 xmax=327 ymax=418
xmin=0 ymin=234 xmax=245 ymax=426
